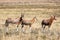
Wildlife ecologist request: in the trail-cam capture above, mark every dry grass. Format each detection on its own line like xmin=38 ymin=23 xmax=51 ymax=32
xmin=0 ymin=8 xmax=60 ymax=40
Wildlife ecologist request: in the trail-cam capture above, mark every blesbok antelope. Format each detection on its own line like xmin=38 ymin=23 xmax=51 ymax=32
xmin=21 ymin=16 xmax=37 ymax=32
xmin=5 ymin=14 xmax=24 ymax=34
xmin=41 ymin=15 xmax=56 ymax=30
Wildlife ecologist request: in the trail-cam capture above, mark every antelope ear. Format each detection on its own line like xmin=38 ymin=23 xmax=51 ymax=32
xmin=54 ymin=16 xmax=56 ymax=20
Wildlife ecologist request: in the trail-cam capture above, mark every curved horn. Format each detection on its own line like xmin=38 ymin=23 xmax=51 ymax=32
xmin=21 ymin=13 xmax=24 ymax=17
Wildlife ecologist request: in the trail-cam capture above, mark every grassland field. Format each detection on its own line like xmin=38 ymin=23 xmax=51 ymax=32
xmin=0 ymin=5 xmax=60 ymax=40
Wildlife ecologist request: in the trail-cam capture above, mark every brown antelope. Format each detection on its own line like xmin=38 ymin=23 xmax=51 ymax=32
xmin=21 ymin=16 xmax=37 ymax=32
xmin=41 ymin=15 xmax=56 ymax=30
xmin=5 ymin=14 xmax=24 ymax=34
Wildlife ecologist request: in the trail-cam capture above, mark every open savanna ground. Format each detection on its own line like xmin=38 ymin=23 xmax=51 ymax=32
xmin=0 ymin=8 xmax=60 ymax=40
